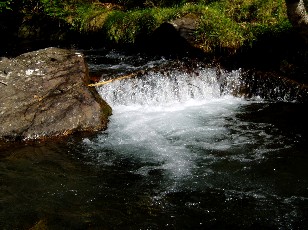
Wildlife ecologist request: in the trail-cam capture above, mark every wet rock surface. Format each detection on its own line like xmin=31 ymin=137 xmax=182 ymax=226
xmin=135 ymin=14 xmax=204 ymax=57
xmin=0 ymin=47 xmax=111 ymax=141
xmin=170 ymin=14 xmax=199 ymax=47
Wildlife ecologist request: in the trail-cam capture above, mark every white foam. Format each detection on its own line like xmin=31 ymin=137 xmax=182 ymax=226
xmin=97 ymin=67 xmax=229 ymax=107
xmin=84 ymin=68 xmax=248 ymax=178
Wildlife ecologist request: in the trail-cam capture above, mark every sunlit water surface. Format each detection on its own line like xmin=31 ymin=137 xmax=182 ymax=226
xmin=0 ymin=50 xmax=307 ymax=229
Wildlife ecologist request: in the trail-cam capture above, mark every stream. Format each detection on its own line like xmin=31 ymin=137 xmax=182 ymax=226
xmin=0 ymin=49 xmax=307 ymax=229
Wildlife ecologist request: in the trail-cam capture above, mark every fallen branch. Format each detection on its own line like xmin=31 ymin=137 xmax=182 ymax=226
xmin=87 ymin=59 xmax=200 ymax=87
xmin=88 ymin=70 xmax=145 ymax=87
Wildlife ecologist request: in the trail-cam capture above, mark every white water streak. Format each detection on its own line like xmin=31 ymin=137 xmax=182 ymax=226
xmin=83 ymin=68 xmax=251 ymax=179
xmin=97 ymin=67 xmax=242 ymax=106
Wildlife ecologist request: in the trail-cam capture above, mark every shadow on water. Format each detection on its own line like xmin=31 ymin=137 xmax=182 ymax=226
xmin=0 ymin=139 xmax=157 ymax=229
xmin=1 ymin=51 xmax=308 ymax=229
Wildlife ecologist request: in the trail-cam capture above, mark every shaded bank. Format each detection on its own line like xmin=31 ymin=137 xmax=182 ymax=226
xmin=0 ymin=0 xmax=307 ymax=86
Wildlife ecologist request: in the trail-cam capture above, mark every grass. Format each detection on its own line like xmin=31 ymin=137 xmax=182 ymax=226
xmin=194 ymin=0 xmax=291 ymax=53
xmin=16 ymin=0 xmax=294 ymax=53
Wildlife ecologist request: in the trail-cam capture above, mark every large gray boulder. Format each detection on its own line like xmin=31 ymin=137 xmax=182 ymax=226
xmin=0 ymin=47 xmax=112 ymax=141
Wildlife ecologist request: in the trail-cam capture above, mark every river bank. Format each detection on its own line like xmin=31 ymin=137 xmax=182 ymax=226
xmin=0 ymin=0 xmax=307 ymax=85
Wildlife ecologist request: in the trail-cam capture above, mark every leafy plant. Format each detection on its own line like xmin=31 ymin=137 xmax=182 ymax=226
xmin=0 ymin=0 xmax=13 ymax=12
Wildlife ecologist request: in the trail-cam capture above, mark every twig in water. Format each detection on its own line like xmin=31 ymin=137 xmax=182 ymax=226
xmin=88 ymin=71 xmax=144 ymax=87
xmin=87 ymin=60 xmax=178 ymax=87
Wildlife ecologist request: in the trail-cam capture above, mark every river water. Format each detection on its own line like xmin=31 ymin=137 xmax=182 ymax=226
xmin=0 ymin=50 xmax=307 ymax=229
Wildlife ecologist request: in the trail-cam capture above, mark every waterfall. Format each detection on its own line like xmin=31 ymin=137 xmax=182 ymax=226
xmin=85 ymin=66 xmax=252 ymax=179
xmin=97 ymin=66 xmax=245 ymax=107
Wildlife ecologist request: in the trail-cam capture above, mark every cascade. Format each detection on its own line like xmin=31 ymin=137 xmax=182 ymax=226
xmin=97 ymin=66 xmax=243 ymax=106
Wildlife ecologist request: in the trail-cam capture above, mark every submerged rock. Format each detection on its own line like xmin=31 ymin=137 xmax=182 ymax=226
xmin=0 ymin=47 xmax=112 ymax=141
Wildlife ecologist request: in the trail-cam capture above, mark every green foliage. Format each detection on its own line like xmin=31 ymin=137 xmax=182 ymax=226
xmin=193 ymin=0 xmax=291 ymax=52
xmin=69 ymin=2 xmax=108 ymax=31
xmin=38 ymin=0 xmax=67 ymax=17
xmin=98 ymin=0 xmax=190 ymax=9
xmin=3 ymin=0 xmax=296 ymax=53
xmin=197 ymin=7 xmax=247 ymax=52
xmin=102 ymin=7 xmax=179 ymax=43
xmin=0 ymin=0 xmax=13 ymax=12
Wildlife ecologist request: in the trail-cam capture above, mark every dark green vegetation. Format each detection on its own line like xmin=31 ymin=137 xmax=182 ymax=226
xmin=0 ymin=0 xmax=295 ymax=51
xmin=0 ymin=0 xmax=307 ymax=82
